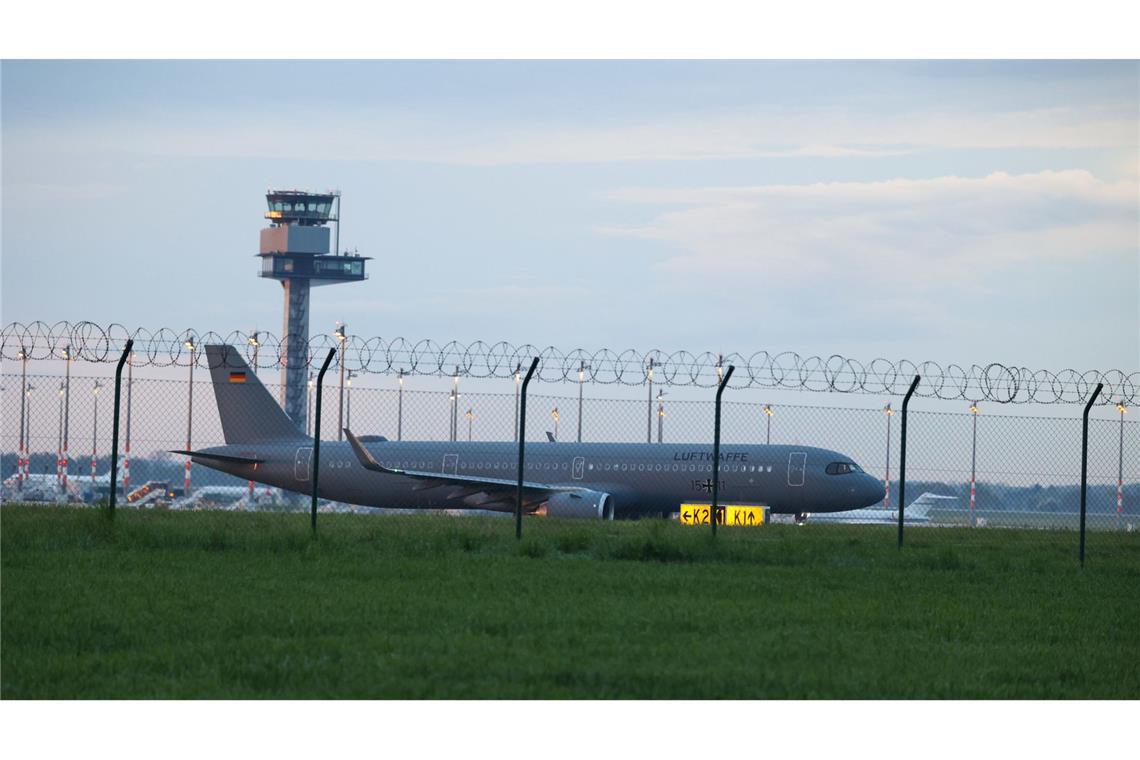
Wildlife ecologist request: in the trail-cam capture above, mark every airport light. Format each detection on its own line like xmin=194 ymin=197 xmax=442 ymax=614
xmin=466 ymin=407 xmax=474 ymax=442
xmin=91 ymin=381 xmax=103 ymax=484
xmin=763 ymin=403 xmax=773 ymax=445
xmin=577 ymin=360 xmax=591 ymax=443
xmin=883 ymin=402 xmax=893 ymax=511
xmin=551 ymin=406 xmax=560 ymax=441
xmin=657 ymin=391 xmax=666 ymax=444
xmin=248 ymin=331 xmax=261 ymax=368
xmin=184 ymin=340 xmax=195 ymax=498
xmin=335 ymin=323 xmax=347 ymax=441
xmin=62 ymin=345 xmax=71 ymax=493
xmin=1118 ymin=402 xmax=1127 ymax=517
xmin=969 ymin=401 xmax=979 ymax=521
xmin=397 ymin=369 xmax=405 ymax=441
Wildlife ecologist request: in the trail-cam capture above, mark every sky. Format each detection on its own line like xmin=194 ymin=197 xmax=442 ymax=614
xmin=2 ymin=60 xmax=1138 ymax=374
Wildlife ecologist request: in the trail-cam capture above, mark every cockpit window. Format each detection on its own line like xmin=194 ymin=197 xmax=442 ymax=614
xmin=825 ymin=462 xmax=862 ymax=475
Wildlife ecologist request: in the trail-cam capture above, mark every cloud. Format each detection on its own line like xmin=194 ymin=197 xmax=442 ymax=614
xmin=596 ymin=169 xmax=1138 ymax=323
xmin=6 ymin=102 xmax=1136 ymax=167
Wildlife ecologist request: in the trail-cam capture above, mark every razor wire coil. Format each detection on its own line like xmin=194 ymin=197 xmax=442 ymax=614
xmin=2 ymin=321 xmax=1135 ymax=405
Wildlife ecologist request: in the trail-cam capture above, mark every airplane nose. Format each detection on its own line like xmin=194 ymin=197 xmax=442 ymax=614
xmin=858 ymin=474 xmax=883 ymax=507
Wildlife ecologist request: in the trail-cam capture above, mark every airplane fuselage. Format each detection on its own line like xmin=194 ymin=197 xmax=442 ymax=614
xmin=191 ymin=439 xmax=884 ymax=518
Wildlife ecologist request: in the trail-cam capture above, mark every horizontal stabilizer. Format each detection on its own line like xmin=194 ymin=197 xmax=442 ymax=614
xmin=170 ymin=450 xmax=264 ymax=466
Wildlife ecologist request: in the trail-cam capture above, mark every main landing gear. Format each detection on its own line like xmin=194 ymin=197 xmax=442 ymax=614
xmin=794 ymin=512 xmax=809 ymax=525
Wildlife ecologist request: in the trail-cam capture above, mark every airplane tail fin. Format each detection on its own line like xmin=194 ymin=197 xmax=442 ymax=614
xmin=205 ymin=345 xmax=306 ymax=444
xmin=906 ymin=493 xmax=949 ymax=519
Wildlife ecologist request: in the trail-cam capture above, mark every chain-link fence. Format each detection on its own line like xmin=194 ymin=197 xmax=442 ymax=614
xmin=2 ymin=351 xmax=1137 ymax=559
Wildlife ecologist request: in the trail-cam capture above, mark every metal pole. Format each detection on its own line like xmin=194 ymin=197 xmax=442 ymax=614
xmin=108 ymin=340 xmax=133 ymax=517
xmin=513 ymin=363 xmax=521 ymax=443
xmin=1080 ymin=383 xmax=1104 ymax=567
xmin=884 ymin=403 xmax=892 ymax=511
xmin=711 ymin=365 xmax=735 ymax=536
xmin=397 ymin=369 xmax=404 ymax=441
xmin=57 ymin=382 xmax=64 ymax=490
xmin=124 ymin=352 xmax=132 ymax=494
xmin=515 ymin=357 xmax=539 ymax=539
xmin=24 ymin=384 xmax=34 ymax=480
xmin=311 ymin=347 xmax=337 ymax=534
xmin=451 ymin=367 xmax=459 ymax=443
xmin=249 ymin=333 xmax=260 ymax=499
xmin=763 ymin=404 xmax=773 ymax=446
xmin=63 ymin=346 xmax=70 ymax=491
xmin=552 ymin=407 xmax=559 ymax=441
xmin=657 ymin=393 xmax=664 ymax=444
xmin=897 ymin=375 xmax=920 ymax=549
xmin=307 ymin=374 xmax=314 ymax=437
xmin=336 ymin=324 xmax=346 ymax=441
xmin=467 ymin=408 xmax=473 ymax=441
xmin=17 ymin=350 xmax=26 ymax=488
xmin=91 ymin=381 xmax=101 ymax=485
xmin=346 ymin=371 xmax=354 ymax=433
xmin=577 ymin=361 xmax=588 ymax=443
xmin=969 ymin=402 xmax=979 ymax=522
xmin=184 ymin=342 xmax=195 ymax=497
xmin=647 ymin=358 xmax=654 ymax=444
xmin=1118 ymin=402 xmax=1127 ymax=520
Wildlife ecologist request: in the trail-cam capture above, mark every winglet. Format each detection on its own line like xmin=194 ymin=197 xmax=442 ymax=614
xmin=344 ymin=428 xmax=403 ymax=475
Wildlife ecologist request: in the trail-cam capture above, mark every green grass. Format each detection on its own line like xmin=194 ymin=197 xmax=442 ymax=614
xmin=2 ymin=505 xmax=1138 ymax=699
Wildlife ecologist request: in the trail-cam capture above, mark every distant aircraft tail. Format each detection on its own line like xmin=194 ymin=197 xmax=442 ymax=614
xmin=906 ymin=492 xmax=954 ymax=519
xmin=205 ymin=345 xmax=306 ymax=444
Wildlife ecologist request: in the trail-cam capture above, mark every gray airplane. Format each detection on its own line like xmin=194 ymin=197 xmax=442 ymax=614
xmin=174 ymin=346 xmax=884 ymax=520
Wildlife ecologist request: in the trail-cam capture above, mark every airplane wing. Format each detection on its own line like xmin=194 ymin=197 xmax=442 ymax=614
xmin=344 ymin=428 xmax=571 ymax=511
xmin=170 ymin=450 xmax=265 ymax=466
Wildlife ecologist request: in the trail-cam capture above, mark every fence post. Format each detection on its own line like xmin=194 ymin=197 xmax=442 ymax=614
xmin=1080 ymin=382 xmax=1104 ymax=568
xmin=311 ymin=347 xmax=337 ymax=535
xmin=108 ymin=339 xmax=133 ymax=519
xmin=515 ymin=357 xmax=539 ymax=539
xmin=711 ymin=365 xmax=735 ymax=537
xmin=897 ymin=375 xmax=921 ymax=549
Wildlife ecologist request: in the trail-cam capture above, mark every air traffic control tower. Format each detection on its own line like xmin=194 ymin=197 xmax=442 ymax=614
xmin=259 ymin=190 xmax=369 ymax=432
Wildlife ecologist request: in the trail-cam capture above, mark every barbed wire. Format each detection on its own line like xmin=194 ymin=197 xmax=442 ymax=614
xmin=2 ymin=321 xmax=1135 ymax=405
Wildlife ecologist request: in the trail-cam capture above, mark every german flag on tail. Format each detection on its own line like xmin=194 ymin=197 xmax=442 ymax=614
xmin=228 ymin=371 xmax=247 ymax=384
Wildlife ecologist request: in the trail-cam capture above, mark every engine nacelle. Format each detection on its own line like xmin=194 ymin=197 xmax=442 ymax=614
xmin=544 ymin=489 xmax=615 ymax=520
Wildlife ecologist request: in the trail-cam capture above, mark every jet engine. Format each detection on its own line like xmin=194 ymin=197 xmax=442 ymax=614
xmin=543 ymin=490 xmax=615 ymax=520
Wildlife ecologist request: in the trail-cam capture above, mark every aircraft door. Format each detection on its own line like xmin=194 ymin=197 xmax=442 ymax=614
xmin=572 ymin=456 xmax=585 ymax=480
xmin=295 ymin=447 xmax=312 ymax=481
xmin=443 ymin=454 xmax=458 ymax=475
xmin=787 ymin=452 xmax=806 ymax=487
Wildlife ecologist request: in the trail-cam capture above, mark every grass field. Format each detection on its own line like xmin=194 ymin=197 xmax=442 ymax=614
xmin=2 ymin=504 xmax=1138 ymax=699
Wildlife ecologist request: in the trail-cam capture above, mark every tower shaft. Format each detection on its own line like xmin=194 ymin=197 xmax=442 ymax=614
xmin=280 ymin=277 xmax=311 ymax=432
